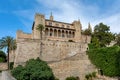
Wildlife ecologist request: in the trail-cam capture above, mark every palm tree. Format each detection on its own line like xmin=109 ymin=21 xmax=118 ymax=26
xmin=36 ymin=24 xmax=44 ymax=57
xmin=0 ymin=36 xmax=16 ymax=70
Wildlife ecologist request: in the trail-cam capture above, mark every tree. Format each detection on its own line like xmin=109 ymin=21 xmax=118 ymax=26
xmin=0 ymin=36 xmax=16 ymax=70
xmin=82 ymin=23 xmax=92 ymax=36
xmin=82 ymin=28 xmax=92 ymax=36
xmin=88 ymin=46 xmax=120 ymax=77
xmin=93 ymin=23 xmax=115 ymax=47
xmin=36 ymin=24 xmax=44 ymax=57
xmin=0 ymin=51 xmax=6 ymax=62
xmin=115 ymin=33 xmax=120 ymax=46
xmin=90 ymin=36 xmax=100 ymax=49
xmin=11 ymin=58 xmax=55 ymax=80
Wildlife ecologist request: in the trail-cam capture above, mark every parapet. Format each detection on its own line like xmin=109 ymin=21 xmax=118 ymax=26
xmin=35 ymin=13 xmax=45 ymax=19
xmin=16 ymin=30 xmax=32 ymax=40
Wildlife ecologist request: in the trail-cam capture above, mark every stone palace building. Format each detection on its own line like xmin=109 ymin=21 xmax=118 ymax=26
xmin=10 ymin=13 xmax=95 ymax=80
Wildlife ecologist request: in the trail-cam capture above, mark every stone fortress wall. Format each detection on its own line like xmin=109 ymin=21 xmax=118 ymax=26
xmin=14 ymin=38 xmax=89 ymax=66
xmin=16 ymin=30 xmax=32 ymax=39
xmin=13 ymin=37 xmax=95 ymax=80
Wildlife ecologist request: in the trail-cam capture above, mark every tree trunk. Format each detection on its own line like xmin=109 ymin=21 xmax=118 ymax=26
xmin=40 ymin=30 xmax=42 ymax=57
xmin=7 ymin=47 xmax=10 ymax=70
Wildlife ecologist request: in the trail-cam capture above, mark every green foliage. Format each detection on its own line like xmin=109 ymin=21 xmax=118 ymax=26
xmin=85 ymin=74 xmax=89 ymax=80
xmin=10 ymin=62 xmax=14 ymax=70
xmin=11 ymin=58 xmax=55 ymax=80
xmin=0 ymin=36 xmax=16 ymax=50
xmin=115 ymin=33 xmax=120 ymax=46
xmin=66 ymin=76 xmax=79 ymax=80
xmin=90 ymin=37 xmax=100 ymax=49
xmin=92 ymin=23 xmax=115 ymax=47
xmin=36 ymin=24 xmax=44 ymax=32
xmin=36 ymin=24 xmax=44 ymax=56
xmin=36 ymin=24 xmax=44 ymax=39
xmin=0 ymin=51 xmax=6 ymax=62
xmin=11 ymin=65 xmax=25 ymax=80
xmin=88 ymin=46 xmax=120 ymax=77
xmin=82 ymin=28 xmax=92 ymax=36
xmin=0 ymin=36 xmax=16 ymax=69
xmin=92 ymin=72 xmax=97 ymax=78
xmin=85 ymin=72 xmax=96 ymax=80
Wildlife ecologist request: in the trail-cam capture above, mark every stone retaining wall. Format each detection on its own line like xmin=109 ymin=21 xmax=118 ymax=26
xmin=0 ymin=63 xmax=7 ymax=70
xmin=14 ymin=39 xmax=88 ymax=66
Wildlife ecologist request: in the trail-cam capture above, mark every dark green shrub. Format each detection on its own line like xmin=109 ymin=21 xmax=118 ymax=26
xmin=10 ymin=62 xmax=14 ymax=70
xmin=88 ymin=74 xmax=92 ymax=80
xmin=85 ymin=72 xmax=96 ymax=80
xmin=85 ymin=74 xmax=89 ymax=80
xmin=92 ymin=72 xmax=96 ymax=78
xmin=11 ymin=58 xmax=55 ymax=80
xmin=88 ymin=45 xmax=120 ymax=77
xmin=66 ymin=76 xmax=79 ymax=80
xmin=0 ymin=51 xmax=6 ymax=62
xmin=11 ymin=65 xmax=25 ymax=80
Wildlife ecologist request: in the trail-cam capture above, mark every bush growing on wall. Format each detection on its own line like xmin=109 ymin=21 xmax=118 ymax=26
xmin=66 ymin=76 xmax=79 ymax=80
xmin=87 ymin=46 xmax=120 ymax=77
xmin=85 ymin=72 xmax=97 ymax=80
xmin=11 ymin=58 xmax=55 ymax=80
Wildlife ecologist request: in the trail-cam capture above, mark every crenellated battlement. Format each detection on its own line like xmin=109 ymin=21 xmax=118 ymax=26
xmin=16 ymin=30 xmax=32 ymax=39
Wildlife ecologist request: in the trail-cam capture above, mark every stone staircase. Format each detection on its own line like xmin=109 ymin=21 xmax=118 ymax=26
xmin=48 ymin=51 xmax=89 ymax=64
xmin=64 ymin=51 xmax=89 ymax=60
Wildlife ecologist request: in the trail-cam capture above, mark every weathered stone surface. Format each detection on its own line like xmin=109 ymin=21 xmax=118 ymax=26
xmin=13 ymin=38 xmax=96 ymax=80
xmin=1 ymin=71 xmax=16 ymax=80
xmin=49 ymin=51 xmax=96 ymax=80
xmin=49 ymin=60 xmax=95 ymax=80
xmin=14 ymin=39 xmax=88 ymax=66
xmin=9 ymin=50 xmax=15 ymax=62
xmin=0 ymin=73 xmax=1 ymax=80
xmin=0 ymin=63 xmax=7 ymax=71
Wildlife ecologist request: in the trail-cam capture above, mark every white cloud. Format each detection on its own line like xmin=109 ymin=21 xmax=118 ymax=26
xmin=36 ymin=0 xmax=99 ymax=29
xmin=13 ymin=0 xmax=120 ymax=33
xmin=92 ymin=13 xmax=120 ymax=33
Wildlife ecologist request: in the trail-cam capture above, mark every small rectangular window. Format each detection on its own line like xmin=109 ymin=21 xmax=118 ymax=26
xmin=67 ymin=25 xmax=70 ymax=28
xmin=62 ymin=24 xmax=64 ymax=27
xmin=56 ymin=23 xmax=59 ymax=27
xmin=49 ymin=22 xmax=52 ymax=26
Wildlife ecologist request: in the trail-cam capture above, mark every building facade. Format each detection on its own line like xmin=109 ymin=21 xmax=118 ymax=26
xmin=17 ymin=13 xmax=91 ymax=43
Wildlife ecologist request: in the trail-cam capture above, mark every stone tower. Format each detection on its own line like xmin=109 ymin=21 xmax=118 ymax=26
xmin=73 ymin=19 xmax=82 ymax=42
xmin=50 ymin=12 xmax=53 ymax=21
xmin=32 ymin=13 xmax=45 ymax=39
xmin=88 ymin=22 xmax=92 ymax=32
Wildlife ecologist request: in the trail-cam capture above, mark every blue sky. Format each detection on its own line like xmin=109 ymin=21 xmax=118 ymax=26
xmin=0 ymin=0 xmax=120 ymax=39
